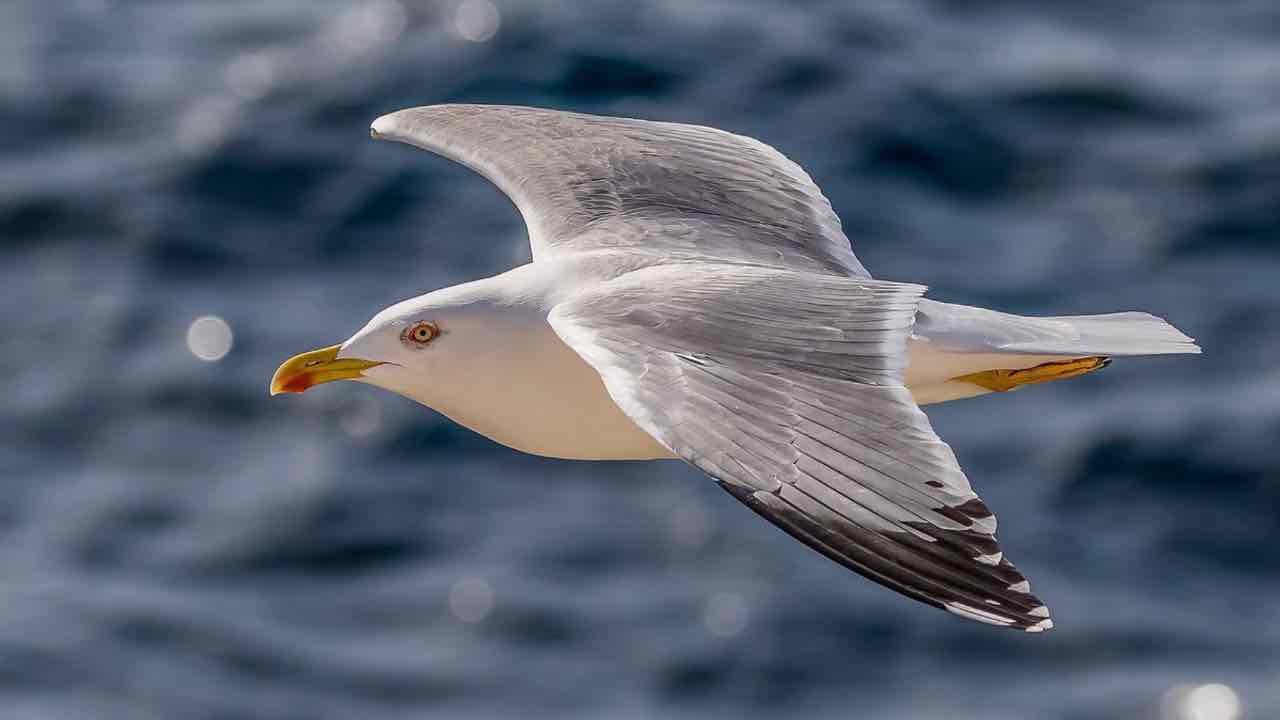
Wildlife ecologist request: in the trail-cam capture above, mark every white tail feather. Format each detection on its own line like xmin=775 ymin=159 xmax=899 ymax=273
xmin=1000 ymin=312 xmax=1201 ymax=356
xmin=906 ymin=301 xmax=1200 ymax=405
xmin=913 ymin=300 xmax=1201 ymax=358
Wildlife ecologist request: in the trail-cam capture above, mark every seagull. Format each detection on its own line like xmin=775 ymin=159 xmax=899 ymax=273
xmin=271 ymin=105 xmax=1199 ymax=631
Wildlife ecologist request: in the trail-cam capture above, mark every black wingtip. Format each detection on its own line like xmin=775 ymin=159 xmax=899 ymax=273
xmin=718 ymin=481 xmax=1055 ymax=633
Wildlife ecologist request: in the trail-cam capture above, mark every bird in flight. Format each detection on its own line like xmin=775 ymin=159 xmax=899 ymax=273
xmin=271 ymin=105 xmax=1199 ymax=632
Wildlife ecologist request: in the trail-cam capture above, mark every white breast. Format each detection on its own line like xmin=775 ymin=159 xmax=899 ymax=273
xmin=365 ymin=318 xmax=675 ymax=461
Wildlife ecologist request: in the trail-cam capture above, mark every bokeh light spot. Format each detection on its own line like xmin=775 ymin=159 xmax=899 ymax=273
xmin=339 ymin=395 xmax=383 ymax=438
xmin=332 ymin=0 xmax=407 ymax=57
xmin=1162 ymin=683 xmax=1243 ymax=720
xmin=187 ymin=316 xmax=234 ymax=362
xmin=703 ymin=592 xmax=748 ymax=638
xmin=176 ymin=99 xmax=238 ymax=155
xmin=669 ymin=502 xmax=712 ymax=548
xmin=454 ymin=0 xmax=500 ymax=43
xmin=225 ymin=52 xmax=278 ymax=100
xmin=449 ymin=576 xmax=495 ymax=623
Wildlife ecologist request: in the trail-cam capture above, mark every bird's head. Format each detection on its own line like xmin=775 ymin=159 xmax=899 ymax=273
xmin=270 ymin=279 xmax=524 ymax=401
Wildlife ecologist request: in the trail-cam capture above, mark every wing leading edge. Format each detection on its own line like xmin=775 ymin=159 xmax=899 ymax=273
xmin=371 ymin=104 xmax=868 ymax=277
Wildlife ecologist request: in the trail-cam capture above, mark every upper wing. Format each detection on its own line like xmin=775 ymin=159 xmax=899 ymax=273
xmin=548 ymin=264 xmax=1053 ymax=632
xmin=370 ymin=104 xmax=868 ymax=277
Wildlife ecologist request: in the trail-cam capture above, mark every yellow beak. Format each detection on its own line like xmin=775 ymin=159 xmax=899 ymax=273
xmin=269 ymin=344 xmax=384 ymax=396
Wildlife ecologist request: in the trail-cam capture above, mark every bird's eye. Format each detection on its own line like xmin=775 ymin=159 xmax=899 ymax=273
xmin=401 ymin=320 xmax=439 ymax=347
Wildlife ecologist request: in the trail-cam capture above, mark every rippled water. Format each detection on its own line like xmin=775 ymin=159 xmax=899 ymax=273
xmin=3 ymin=1 xmax=1278 ymax=718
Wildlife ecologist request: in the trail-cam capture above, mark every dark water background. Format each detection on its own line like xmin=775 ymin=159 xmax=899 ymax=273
xmin=3 ymin=1 xmax=1278 ymax=718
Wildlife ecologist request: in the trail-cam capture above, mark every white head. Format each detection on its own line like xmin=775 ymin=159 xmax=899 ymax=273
xmin=269 ymin=275 xmax=542 ymax=408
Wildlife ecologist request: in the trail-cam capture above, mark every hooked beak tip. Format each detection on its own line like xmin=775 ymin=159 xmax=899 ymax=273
xmin=269 ymin=344 xmax=381 ymax=397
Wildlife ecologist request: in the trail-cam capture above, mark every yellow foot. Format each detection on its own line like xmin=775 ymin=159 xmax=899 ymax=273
xmin=952 ymin=356 xmax=1111 ymax=393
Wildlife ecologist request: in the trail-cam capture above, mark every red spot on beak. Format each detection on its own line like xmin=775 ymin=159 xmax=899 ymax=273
xmin=277 ymin=372 xmax=315 ymax=394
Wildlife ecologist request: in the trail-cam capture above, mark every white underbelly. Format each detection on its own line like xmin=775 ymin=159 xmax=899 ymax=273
xmin=422 ymin=334 xmax=676 ymax=461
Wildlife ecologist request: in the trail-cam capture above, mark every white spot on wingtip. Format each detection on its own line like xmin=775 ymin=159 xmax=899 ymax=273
xmin=1030 ymin=605 xmax=1051 ymax=618
xmin=974 ymin=551 xmax=1003 ymax=566
xmin=945 ymin=601 xmax=1014 ymax=626
xmin=970 ymin=514 xmax=997 ymax=534
xmin=1025 ymin=618 xmax=1054 ymax=633
xmin=1008 ymin=580 xmax=1031 ymax=593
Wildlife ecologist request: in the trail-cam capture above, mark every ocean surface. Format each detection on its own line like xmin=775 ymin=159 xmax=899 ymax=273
xmin=2 ymin=1 xmax=1278 ymax=718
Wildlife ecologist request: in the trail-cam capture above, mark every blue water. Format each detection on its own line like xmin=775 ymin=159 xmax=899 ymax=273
xmin=3 ymin=1 xmax=1278 ymax=718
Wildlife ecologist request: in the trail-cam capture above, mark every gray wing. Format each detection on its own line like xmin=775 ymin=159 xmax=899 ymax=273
xmin=370 ymin=104 xmax=868 ymax=277
xmin=549 ymin=264 xmax=1053 ymax=632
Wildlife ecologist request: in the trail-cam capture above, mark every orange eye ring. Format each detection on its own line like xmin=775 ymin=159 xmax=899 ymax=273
xmin=401 ymin=320 xmax=439 ymax=347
